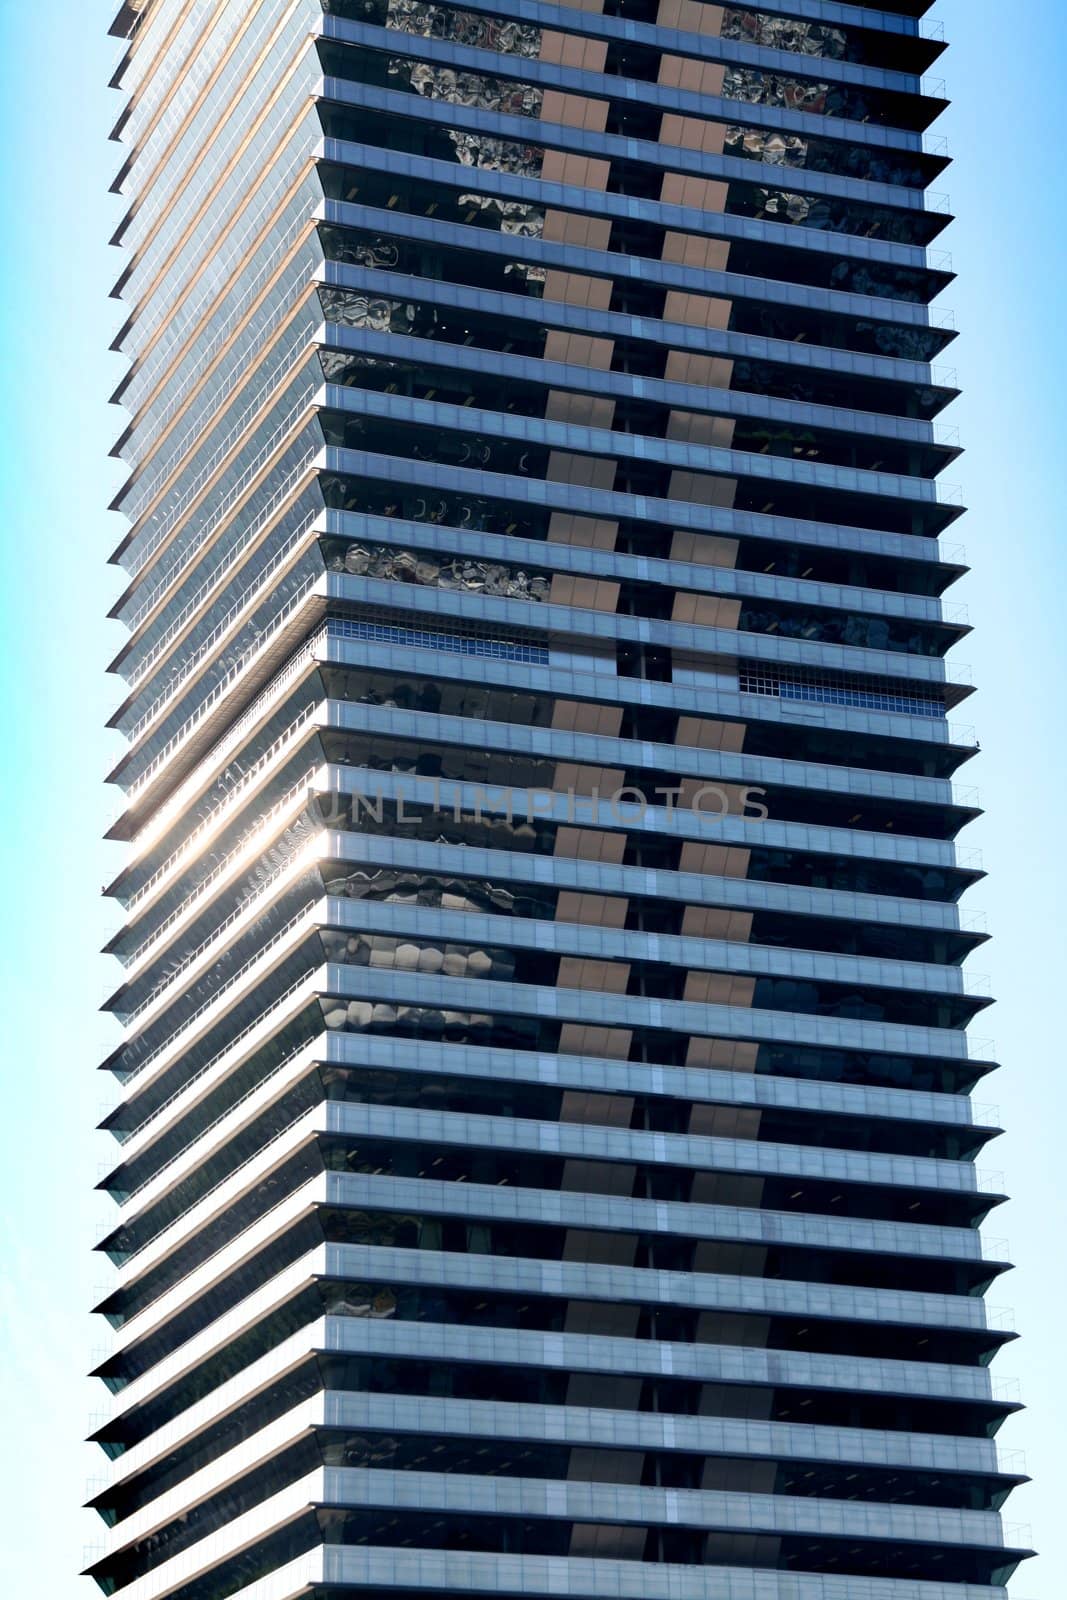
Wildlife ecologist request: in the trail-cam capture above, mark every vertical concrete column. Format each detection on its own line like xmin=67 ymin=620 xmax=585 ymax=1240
xmin=547 ymin=511 xmax=618 ymax=554
xmin=656 ymin=0 xmax=726 ymax=35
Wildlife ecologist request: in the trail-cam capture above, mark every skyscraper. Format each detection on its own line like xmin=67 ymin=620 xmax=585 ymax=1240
xmin=89 ymin=1 xmax=1032 ymax=1597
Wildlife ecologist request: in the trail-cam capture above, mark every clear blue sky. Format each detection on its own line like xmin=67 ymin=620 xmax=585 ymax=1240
xmin=0 ymin=1 xmax=1062 ymax=1591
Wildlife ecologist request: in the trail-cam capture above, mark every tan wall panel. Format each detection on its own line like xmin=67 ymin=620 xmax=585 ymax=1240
xmin=671 ymin=529 xmax=740 ymax=567
xmin=660 ymin=110 xmax=728 ymax=154
xmin=555 ymin=827 xmax=628 ymax=863
xmin=543 ymin=269 xmax=614 ymax=310
xmin=660 ymin=172 xmax=729 ymax=213
xmin=683 ymin=971 xmax=756 ymax=1007
xmin=551 ymin=699 xmax=625 ymax=736
xmin=553 ymin=762 xmax=626 ymax=797
xmin=671 ymin=591 xmax=742 ymax=628
xmin=560 ymin=1089 xmax=636 ymax=1125
xmin=684 ymin=1036 xmax=760 ymax=1071
xmin=680 ymin=841 xmax=751 ymax=876
xmin=658 ymin=53 xmax=727 ymax=96
xmin=557 ymin=890 xmax=629 ymax=928
xmin=547 ymin=512 xmax=619 ymax=548
xmin=541 ymin=88 xmax=610 ymax=132
xmin=667 ymin=467 xmax=736 ymax=508
xmin=675 ymin=779 xmax=753 ymax=818
xmin=676 ymin=717 xmax=746 ymax=751
xmin=569 ymin=1524 xmax=647 ymax=1559
xmin=665 ymin=410 xmax=736 ymax=448
xmin=671 ymin=534 xmax=739 ymax=572
xmin=545 ymin=390 xmax=617 ymax=428
xmin=559 ymin=1022 xmax=632 ymax=1055
xmin=544 ymin=330 xmax=615 ymax=369
xmin=661 ymin=232 xmax=731 ymax=272
xmin=688 ymin=1104 xmax=762 ymax=1139
xmin=663 ymin=289 xmax=732 ymax=329
xmin=561 ymin=1158 xmax=636 ymax=1195
xmin=657 ymin=0 xmax=725 ymax=35
xmin=541 ymin=149 xmax=611 ymax=190
xmin=681 ymin=905 xmax=754 ymax=942
xmin=558 ymin=956 xmax=631 ymax=993
xmin=664 ymin=349 xmax=734 ymax=390
xmin=539 ymin=31 xmax=609 ymax=71
xmin=543 ymin=209 xmax=613 ymax=249
xmin=546 ymin=451 xmax=617 ymax=489
xmin=549 ymin=574 xmax=621 ymax=610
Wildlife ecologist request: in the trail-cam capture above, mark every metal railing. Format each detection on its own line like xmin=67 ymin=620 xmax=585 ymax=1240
xmin=126 ymin=434 xmax=318 ymax=639
xmin=126 ymin=499 xmax=315 ymax=694
xmin=114 ymin=1077 xmax=318 ymax=1266
xmin=109 ymin=970 xmax=318 ymax=1147
xmin=123 ymin=705 xmax=319 ymax=914
xmin=122 ymin=830 xmax=320 ymax=1026
xmin=119 ymin=132 xmax=316 ymax=443
xmin=116 ymin=901 xmax=320 ymax=1091
xmin=122 ymin=313 xmax=314 ymax=550
xmin=122 ymin=768 xmax=319 ymax=975
xmin=109 ymin=1038 xmax=316 ymax=1203
xmin=124 ymin=557 xmax=319 ymax=752
xmin=123 ymin=388 xmax=317 ymax=625
xmin=124 ymin=616 xmax=323 ymax=805
xmin=123 ymin=209 xmax=317 ymax=462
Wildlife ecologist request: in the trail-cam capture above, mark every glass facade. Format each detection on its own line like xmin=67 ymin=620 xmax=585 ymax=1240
xmin=91 ymin=1 xmax=1030 ymax=1597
